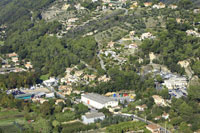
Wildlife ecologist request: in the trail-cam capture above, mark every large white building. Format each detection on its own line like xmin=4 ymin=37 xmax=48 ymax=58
xmin=81 ymin=93 xmax=118 ymax=109
xmin=43 ymin=77 xmax=58 ymax=87
xmin=162 ymin=76 xmax=187 ymax=89
xmin=82 ymin=112 xmax=105 ymax=124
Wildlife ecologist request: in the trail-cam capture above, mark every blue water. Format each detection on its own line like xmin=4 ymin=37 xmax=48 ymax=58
xmin=17 ymin=96 xmax=32 ymax=100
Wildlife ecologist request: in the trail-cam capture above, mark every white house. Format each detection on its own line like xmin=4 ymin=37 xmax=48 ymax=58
xmin=67 ymin=18 xmax=79 ymax=23
xmin=125 ymin=43 xmax=138 ymax=49
xmin=104 ymin=50 xmax=116 ymax=58
xmin=82 ymin=112 xmax=105 ymax=124
xmin=92 ymin=0 xmax=98 ymax=2
xmin=136 ymin=104 xmax=147 ymax=111
xmin=141 ymin=32 xmax=155 ymax=40
xmin=194 ymin=9 xmax=200 ymax=14
xmin=81 ymin=93 xmax=118 ymax=109
xmin=162 ymin=112 xmax=169 ymax=119
xmin=102 ymin=0 xmax=110 ymax=3
xmin=152 ymin=2 xmax=165 ymax=9
xmin=25 ymin=62 xmax=33 ymax=69
xmin=154 ymin=116 xmax=161 ymax=121
xmin=12 ymin=57 xmax=19 ymax=63
xmin=98 ymin=75 xmax=110 ymax=82
xmin=168 ymin=4 xmax=177 ymax=9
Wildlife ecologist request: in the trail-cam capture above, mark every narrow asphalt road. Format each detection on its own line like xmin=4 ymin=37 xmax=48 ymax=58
xmin=95 ymin=36 xmax=106 ymax=71
xmin=120 ymin=113 xmax=171 ymax=133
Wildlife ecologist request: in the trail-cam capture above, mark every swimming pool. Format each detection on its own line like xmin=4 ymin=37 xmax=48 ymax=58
xmin=15 ymin=94 xmax=33 ymax=100
xmin=17 ymin=96 xmax=32 ymax=100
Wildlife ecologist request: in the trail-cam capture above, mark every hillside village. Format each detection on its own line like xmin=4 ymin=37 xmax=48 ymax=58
xmin=0 ymin=0 xmax=200 ymax=132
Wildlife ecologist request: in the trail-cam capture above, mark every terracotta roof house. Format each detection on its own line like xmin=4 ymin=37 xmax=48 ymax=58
xmin=146 ymin=124 xmax=160 ymax=133
xmin=144 ymin=2 xmax=152 ymax=7
xmin=152 ymin=95 xmax=167 ymax=106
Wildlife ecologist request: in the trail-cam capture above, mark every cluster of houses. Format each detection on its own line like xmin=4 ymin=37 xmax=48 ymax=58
xmin=136 ymin=95 xmax=168 ymax=110
xmin=134 ymin=1 xmax=177 ymax=10
xmin=162 ymin=75 xmax=187 ymax=89
xmin=6 ymin=75 xmax=173 ymax=130
xmin=100 ymin=31 xmax=156 ymax=67
xmin=58 ymin=17 xmax=79 ymax=33
xmin=0 ymin=25 xmax=6 ymax=40
xmin=154 ymin=112 xmax=169 ymax=121
xmin=161 ymin=74 xmax=188 ymax=99
xmin=6 ymin=52 xmax=19 ymax=65
xmin=42 ymin=66 xmax=111 ymax=98
xmin=1 ymin=52 xmax=33 ymax=69
xmin=152 ymin=2 xmax=166 ymax=9
xmin=94 ymin=0 xmax=175 ymax=11
xmin=100 ymin=48 xmax=127 ymax=66
xmin=60 ymin=66 xmax=110 ymax=86
xmin=0 ymin=52 xmax=34 ymax=74
xmin=97 ymin=0 xmax=127 ymax=10
xmin=41 ymin=1 xmax=82 ymax=38
xmin=135 ymin=94 xmax=170 ymax=123
xmin=186 ymin=29 xmax=200 ymax=37
xmin=96 ymin=0 xmax=174 ymax=10
xmin=100 ymin=30 xmax=142 ymax=67
xmin=146 ymin=68 xmax=189 ymax=99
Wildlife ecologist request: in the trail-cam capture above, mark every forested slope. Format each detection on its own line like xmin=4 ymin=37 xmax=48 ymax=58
xmin=0 ymin=0 xmax=99 ymax=76
xmin=161 ymin=0 xmax=200 ymax=5
xmin=0 ymin=0 xmax=55 ymax=24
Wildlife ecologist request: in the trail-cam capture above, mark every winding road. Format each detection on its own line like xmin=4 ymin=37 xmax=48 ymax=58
xmin=119 ymin=113 xmax=171 ymax=133
xmin=95 ymin=36 xmax=106 ymax=71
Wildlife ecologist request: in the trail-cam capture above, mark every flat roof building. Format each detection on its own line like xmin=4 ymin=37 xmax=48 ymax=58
xmin=162 ymin=76 xmax=187 ymax=89
xmin=81 ymin=93 xmax=118 ymax=109
xmin=82 ymin=112 xmax=105 ymax=124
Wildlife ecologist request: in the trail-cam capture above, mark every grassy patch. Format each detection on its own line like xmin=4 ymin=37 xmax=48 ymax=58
xmin=0 ymin=109 xmax=25 ymax=126
xmin=106 ymin=121 xmax=150 ymax=133
xmin=62 ymin=122 xmax=96 ymax=133
xmin=121 ymin=107 xmax=129 ymax=113
xmin=0 ymin=41 xmax=4 ymax=46
xmin=95 ymin=26 xmax=128 ymax=44
xmin=0 ymin=125 xmax=21 ymax=133
xmin=40 ymin=74 xmax=50 ymax=81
